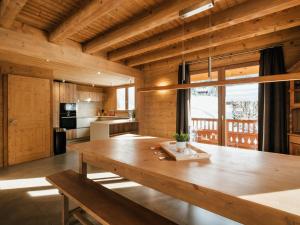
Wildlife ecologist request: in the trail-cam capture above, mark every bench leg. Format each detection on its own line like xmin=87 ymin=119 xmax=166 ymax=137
xmin=61 ymin=194 xmax=69 ymax=225
xmin=79 ymin=153 xmax=87 ymax=178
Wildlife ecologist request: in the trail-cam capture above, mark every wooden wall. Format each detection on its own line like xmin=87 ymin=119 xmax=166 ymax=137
xmin=0 ymin=61 xmax=53 ymax=167
xmin=139 ymin=40 xmax=300 ymax=139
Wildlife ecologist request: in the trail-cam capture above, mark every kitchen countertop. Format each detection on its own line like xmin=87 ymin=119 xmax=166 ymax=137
xmin=91 ymin=119 xmax=137 ymax=125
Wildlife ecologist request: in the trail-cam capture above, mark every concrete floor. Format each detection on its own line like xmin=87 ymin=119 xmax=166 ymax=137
xmin=0 ymin=151 xmax=241 ymax=225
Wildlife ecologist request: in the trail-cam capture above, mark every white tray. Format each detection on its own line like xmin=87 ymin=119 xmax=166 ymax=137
xmin=160 ymin=141 xmax=210 ymax=161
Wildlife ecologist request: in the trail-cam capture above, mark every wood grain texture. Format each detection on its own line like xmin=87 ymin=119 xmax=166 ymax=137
xmin=139 ymin=72 xmax=300 ymax=92
xmin=83 ymin=0 xmax=202 ymax=53
xmin=127 ymin=6 xmax=300 ymax=66
xmin=47 ymin=169 xmax=178 ymax=225
xmin=0 ymin=62 xmax=53 ymax=167
xmin=0 ymin=27 xmax=142 ymax=78
xmin=140 ymin=27 xmax=300 ymax=71
xmin=7 ymin=74 xmax=51 ymax=165
xmin=108 ymin=0 xmax=300 ymax=61
xmin=49 ymin=0 xmax=119 ymax=43
xmin=70 ymin=138 xmax=300 ymax=225
xmin=0 ymin=0 xmax=28 ymax=28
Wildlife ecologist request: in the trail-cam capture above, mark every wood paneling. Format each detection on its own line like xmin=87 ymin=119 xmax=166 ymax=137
xmin=49 ymin=0 xmax=119 ymax=43
xmin=108 ymin=0 xmax=300 ymax=61
xmin=0 ymin=0 xmax=28 ymax=28
xmin=0 ymin=27 xmax=142 ymax=78
xmin=7 ymin=74 xmax=51 ymax=165
xmin=140 ymin=28 xmax=300 ymax=72
xmin=127 ymin=7 xmax=300 ymax=66
xmin=83 ymin=0 xmax=202 ymax=53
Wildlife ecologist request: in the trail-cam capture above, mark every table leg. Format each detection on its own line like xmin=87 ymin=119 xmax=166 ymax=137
xmin=78 ymin=153 xmax=87 ymax=178
xmin=61 ymin=194 xmax=69 ymax=225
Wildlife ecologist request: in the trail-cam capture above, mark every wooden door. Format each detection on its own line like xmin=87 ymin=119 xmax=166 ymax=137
xmin=8 ymin=75 xmax=51 ymax=165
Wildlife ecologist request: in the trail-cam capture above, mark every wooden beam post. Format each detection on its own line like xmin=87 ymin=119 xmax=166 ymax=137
xmin=0 ymin=0 xmax=27 ymax=28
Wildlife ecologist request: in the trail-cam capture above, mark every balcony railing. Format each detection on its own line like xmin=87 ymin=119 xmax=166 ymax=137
xmin=191 ymin=118 xmax=258 ymax=149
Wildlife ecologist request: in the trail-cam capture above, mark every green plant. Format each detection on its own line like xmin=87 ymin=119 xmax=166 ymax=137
xmin=173 ymin=132 xmax=189 ymax=142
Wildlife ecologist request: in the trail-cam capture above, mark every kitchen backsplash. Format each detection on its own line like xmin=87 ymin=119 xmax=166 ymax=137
xmin=77 ymin=102 xmax=102 ymax=118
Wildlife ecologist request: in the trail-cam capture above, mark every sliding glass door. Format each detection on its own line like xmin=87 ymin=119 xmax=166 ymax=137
xmin=190 ymin=65 xmax=259 ymax=150
xmin=190 ymin=72 xmax=219 ymax=144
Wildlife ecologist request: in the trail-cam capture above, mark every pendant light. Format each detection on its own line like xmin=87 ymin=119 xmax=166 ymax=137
xmin=208 ymin=10 xmax=212 ymax=80
xmin=181 ymin=11 xmax=186 ymax=83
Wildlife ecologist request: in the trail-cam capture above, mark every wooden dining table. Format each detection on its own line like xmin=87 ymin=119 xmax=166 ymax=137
xmin=69 ymin=136 xmax=300 ymax=225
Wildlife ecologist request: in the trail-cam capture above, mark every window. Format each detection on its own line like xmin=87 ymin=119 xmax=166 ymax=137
xmin=116 ymin=88 xmax=126 ymax=110
xmin=190 ymin=65 xmax=259 ymax=150
xmin=116 ymin=86 xmax=135 ymax=111
xmin=128 ymin=87 xmax=135 ymax=110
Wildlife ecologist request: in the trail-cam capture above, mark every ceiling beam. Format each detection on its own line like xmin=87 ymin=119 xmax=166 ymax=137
xmin=138 ymin=72 xmax=300 ymax=92
xmin=127 ymin=7 xmax=300 ymax=67
xmin=49 ymin=0 xmax=119 ymax=43
xmin=108 ymin=0 xmax=300 ymax=61
xmin=141 ymin=28 xmax=300 ymax=72
xmin=288 ymin=60 xmax=300 ymax=72
xmin=0 ymin=0 xmax=27 ymax=28
xmin=0 ymin=27 xmax=142 ymax=77
xmin=83 ymin=0 xmax=201 ymax=54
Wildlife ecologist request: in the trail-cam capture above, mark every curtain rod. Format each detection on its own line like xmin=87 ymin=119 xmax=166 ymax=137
xmin=187 ymin=44 xmax=284 ymax=65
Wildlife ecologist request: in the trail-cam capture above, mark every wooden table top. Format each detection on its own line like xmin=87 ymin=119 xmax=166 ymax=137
xmin=70 ymin=137 xmax=300 ymax=225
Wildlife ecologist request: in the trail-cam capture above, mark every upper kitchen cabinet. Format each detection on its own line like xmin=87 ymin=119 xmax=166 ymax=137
xmin=77 ymin=85 xmax=104 ymax=102
xmin=59 ymin=83 xmax=77 ymax=103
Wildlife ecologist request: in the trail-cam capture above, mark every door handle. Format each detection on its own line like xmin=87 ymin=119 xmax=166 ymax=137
xmin=8 ymin=119 xmax=17 ymax=125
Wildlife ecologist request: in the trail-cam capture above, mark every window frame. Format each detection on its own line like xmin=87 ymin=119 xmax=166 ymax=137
xmin=116 ymin=85 xmax=135 ymax=111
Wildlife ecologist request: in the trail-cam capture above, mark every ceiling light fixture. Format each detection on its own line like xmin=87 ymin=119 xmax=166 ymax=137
xmin=180 ymin=0 xmax=214 ymax=18
xmin=97 ymin=71 xmax=101 ymax=75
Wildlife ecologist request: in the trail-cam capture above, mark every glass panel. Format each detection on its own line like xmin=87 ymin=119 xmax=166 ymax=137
xmin=128 ymin=87 xmax=135 ymax=110
xmin=116 ymin=88 xmax=126 ymax=110
xmin=225 ymin=83 xmax=258 ymax=150
xmin=191 ymin=85 xmax=218 ymax=144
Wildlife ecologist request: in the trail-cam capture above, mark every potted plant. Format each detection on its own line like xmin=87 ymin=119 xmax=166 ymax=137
xmin=173 ymin=132 xmax=189 ymax=152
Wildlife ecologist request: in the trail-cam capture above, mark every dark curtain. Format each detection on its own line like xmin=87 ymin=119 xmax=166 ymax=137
xmin=176 ymin=63 xmax=190 ymax=134
xmin=258 ymin=46 xmax=288 ymax=154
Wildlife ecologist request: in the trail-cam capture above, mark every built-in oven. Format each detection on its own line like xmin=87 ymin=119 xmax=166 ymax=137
xmin=59 ymin=103 xmax=77 ymax=129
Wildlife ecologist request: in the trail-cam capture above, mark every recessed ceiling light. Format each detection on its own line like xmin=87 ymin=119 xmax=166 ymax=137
xmin=97 ymin=71 xmax=101 ymax=75
xmin=46 ymin=59 xmax=50 ymax=62
xmin=180 ymin=0 xmax=214 ymax=19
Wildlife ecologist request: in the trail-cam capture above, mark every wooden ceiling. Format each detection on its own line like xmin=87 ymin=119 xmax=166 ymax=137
xmin=17 ymin=0 xmax=247 ymax=49
xmin=0 ymin=0 xmax=299 ymax=85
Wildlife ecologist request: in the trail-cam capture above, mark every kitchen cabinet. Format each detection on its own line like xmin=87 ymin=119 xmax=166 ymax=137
xmin=77 ymin=89 xmax=103 ymax=102
xmin=53 ymin=82 xmax=60 ymax=128
xmin=60 ymin=82 xmax=77 ymax=103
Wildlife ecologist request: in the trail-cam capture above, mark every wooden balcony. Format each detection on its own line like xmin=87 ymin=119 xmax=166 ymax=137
xmin=192 ymin=118 xmax=258 ymax=150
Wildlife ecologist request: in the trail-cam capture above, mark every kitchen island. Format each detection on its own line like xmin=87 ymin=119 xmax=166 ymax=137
xmin=90 ymin=119 xmax=138 ymax=140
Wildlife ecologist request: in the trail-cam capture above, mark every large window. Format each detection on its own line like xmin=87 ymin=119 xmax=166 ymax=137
xmin=190 ymin=65 xmax=259 ymax=150
xmin=116 ymin=86 xmax=135 ymax=111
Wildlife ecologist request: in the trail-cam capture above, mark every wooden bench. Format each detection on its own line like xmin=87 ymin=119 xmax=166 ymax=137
xmin=46 ymin=170 xmax=178 ymax=225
